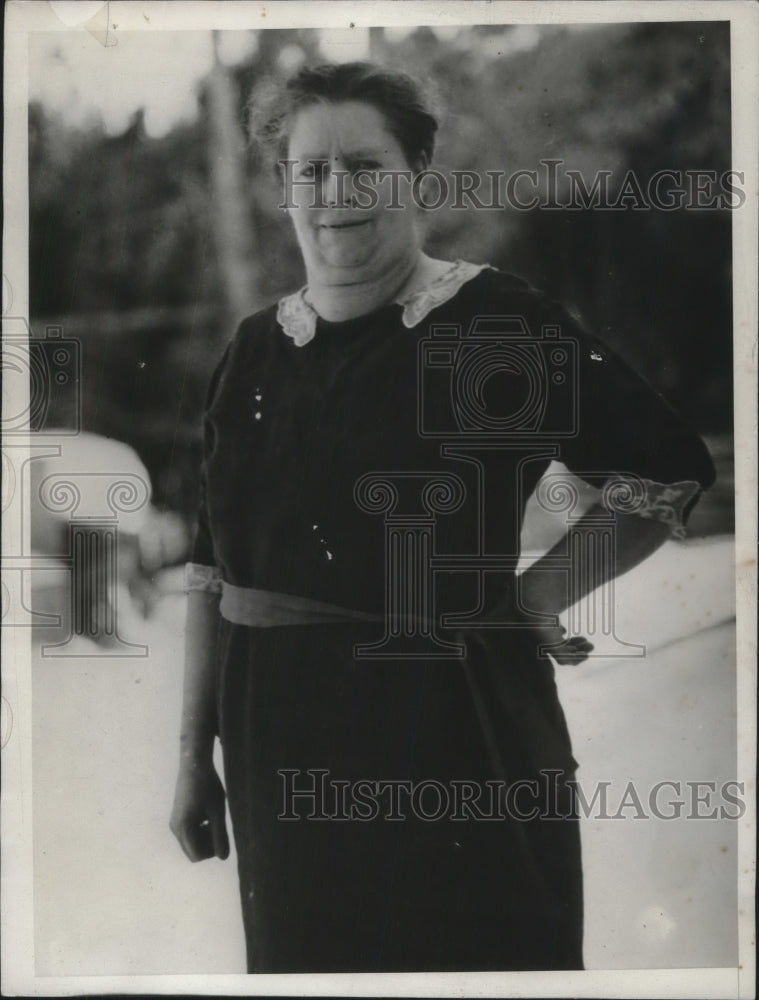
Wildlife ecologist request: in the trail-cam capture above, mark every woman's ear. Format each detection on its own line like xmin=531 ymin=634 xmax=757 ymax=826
xmin=410 ymin=154 xmax=431 ymax=213
xmin=412 ymin=152 xmax=430 ymax=175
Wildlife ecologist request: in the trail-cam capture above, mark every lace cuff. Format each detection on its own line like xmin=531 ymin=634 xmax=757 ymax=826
xmin=184 ymin=562 xmax=223 ymax=594
xmin=601 ymin=476 xmax=703 ymax=540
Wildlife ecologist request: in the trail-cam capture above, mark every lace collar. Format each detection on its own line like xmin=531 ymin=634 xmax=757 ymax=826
xmin=276 ymin=260 xmax=492 ymax=347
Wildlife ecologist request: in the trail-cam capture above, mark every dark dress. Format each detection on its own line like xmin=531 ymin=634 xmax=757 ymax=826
xmin=190 ymin=266 xmax=715 ymax=973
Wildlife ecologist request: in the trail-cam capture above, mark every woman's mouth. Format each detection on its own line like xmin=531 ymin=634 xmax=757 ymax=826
xmin=316 ymin=219 xmax=372 ymax=230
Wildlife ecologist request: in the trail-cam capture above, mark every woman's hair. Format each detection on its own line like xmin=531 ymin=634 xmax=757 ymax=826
xmin=249 ymin=61 xmax=440 ymax=171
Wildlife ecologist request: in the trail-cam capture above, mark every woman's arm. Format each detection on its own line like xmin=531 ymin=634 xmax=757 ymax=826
xmin=169 ymin=590 xmax=230 ymax=862
xmin=516 ymin=505 xmax=672 ymax=663
xmin=521 ymin=502 xmax=672 ymax=615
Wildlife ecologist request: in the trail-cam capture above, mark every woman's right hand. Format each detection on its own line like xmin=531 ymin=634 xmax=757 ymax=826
xmin=170 ymin=759 xmax=230 ymax=862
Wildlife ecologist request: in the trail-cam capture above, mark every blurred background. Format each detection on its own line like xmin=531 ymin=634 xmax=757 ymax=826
xmin=30 ymin=21 xmax=734 ymax=544
xmin=27 ymin=20 xmax=737 ymax=976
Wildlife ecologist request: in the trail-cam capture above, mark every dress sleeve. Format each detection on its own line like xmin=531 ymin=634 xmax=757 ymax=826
xmin=556 ymin=307 xmax=716 ymax=538
xmin=185 ymin=343 xmax=232 ymax=594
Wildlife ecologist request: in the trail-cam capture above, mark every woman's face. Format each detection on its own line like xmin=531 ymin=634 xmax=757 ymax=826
xmin=285 ymin=100 xmax=423 ymax=286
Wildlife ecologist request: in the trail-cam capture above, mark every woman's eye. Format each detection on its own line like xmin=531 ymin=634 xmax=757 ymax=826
xmin=353 ymin=161 xmax=380 ymax=173
xmin=296 ymin=160 xmax=326 ymax=180
xmin=294 ymin=165 xmax=314 ymax=180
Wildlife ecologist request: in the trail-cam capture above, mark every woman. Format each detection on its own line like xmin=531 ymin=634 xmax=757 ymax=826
xmin=170 ymin=62 xmax=715 ymax=973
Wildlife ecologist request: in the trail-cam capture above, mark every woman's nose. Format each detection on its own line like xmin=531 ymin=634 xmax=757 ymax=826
xmin=322 ymin=158 xmax=352 ymax=207
xmin=322 ymin=168 xmax=339 ymax=206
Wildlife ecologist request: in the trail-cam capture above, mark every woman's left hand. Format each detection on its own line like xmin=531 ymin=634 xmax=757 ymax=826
xmin=465 ymin=602 xmax=594 ymax=665
xmin=527 ymin=620 xmax=594 ymax=665
xmin=515 ymin=565 xmax=595 ymax=665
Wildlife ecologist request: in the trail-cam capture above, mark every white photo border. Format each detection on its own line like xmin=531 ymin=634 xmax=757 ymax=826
xmin=2 ymin=1 xmax=756 ymax=996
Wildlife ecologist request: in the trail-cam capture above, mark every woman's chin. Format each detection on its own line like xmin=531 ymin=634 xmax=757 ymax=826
xmin=316 ymin=252 xmax=377 ymax=275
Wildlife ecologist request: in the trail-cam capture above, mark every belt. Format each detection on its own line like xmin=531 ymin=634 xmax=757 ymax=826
xmin=220 ymin=582 xmax=385 ymax=628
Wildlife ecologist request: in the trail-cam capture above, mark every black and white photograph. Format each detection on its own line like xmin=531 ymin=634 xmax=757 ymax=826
xmin=2 ymin=1 xmax=756 ymax=995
